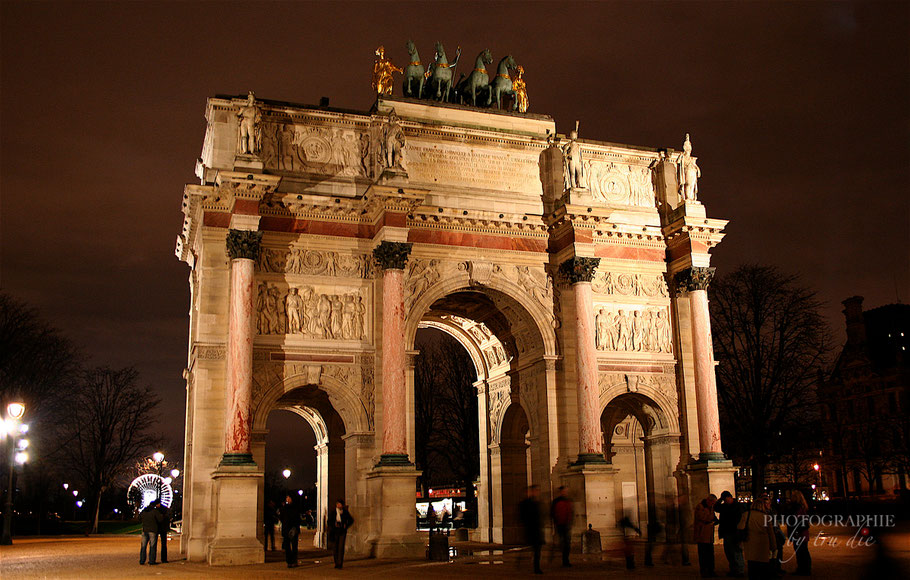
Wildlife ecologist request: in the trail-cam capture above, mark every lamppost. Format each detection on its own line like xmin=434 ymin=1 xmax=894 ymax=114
xmin=813 ymin=462 xmax=821 ymax=499
xmin=152 ymin=451 xmax=165 ymax=501
xmin=2 ymin=402 xmax=29 ymax=545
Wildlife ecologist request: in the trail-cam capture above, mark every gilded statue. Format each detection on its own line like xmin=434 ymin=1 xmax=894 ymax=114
xmin=512 ymin=65 xmax=529 ymax=113
xmin=237 ymin=91 xmax=261 ymax=155
xmin=372 ymin=46 xmax=402 ymax=95
xmin=677 ymin=133 xmax=701 ymax=201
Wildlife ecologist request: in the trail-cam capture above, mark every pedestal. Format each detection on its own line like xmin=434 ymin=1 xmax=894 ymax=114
xmin=687 ymin=459 xmax=737 ymax=503
xmin=207 ymin=465 xmax=264 ymax=565
xmin=366 ymin=465 xmax=423 ymax=558
xmin=233 ymin=154 xmax=263 ymax=172
xmin=563 ymin=463 xmax=619 ymax=549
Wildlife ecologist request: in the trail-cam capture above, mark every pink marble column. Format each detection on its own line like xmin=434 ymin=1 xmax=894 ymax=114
xmin=679 ymin=266 xmax=724 ymax=460
xmin=222 ymin=229 xmax=262 ymax=465
xmin=373 ymin=241 xmax=413 ymax=465
xmin=561 ymin=257 xmax=606 ymax=464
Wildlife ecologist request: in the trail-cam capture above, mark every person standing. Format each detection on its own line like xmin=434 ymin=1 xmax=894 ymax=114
xmin=329 ymin=499 xmax=355 ymax=569
xmin=264 ymin=500 xmax=278 ymax=551
xmin=157 ymin=502 xmax=171 ymax=563
xmin=139 ymin=500 xmax=163 ymax=566
xmin=715 ymin=491 xmax=745 ymax=577
xmin=518 ymin=485 xmax=544 ymax=575
xmin=279 ymin=495 xmax=300 ymax=568
xmin=787 ymin=491 xmax=811 ymax=576
xmin=738 ymin=495 xmax=776 ymax=580
xmin=694 ymin=494 xmax=718 ymax=578
xmin=550 ymin=486 xmax=573 ymax=567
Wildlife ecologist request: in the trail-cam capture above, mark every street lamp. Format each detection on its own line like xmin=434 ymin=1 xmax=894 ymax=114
xmin=282 ymin=469 xmax=291 ymax=479
xmin=1 ymin=401 xmax=27 ymax=545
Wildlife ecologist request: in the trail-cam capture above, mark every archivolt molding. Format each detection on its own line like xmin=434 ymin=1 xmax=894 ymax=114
xmin=404 ymin=261 xmax=558 ymax=358
xmin=251 ymin=360 xmax=369 ymax=434
xmin=598 ymin=372 xmax=679 ymax=434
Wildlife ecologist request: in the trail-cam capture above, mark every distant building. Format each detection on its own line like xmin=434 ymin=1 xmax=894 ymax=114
xmin=820 ymin=296 xmax=910 ymax=498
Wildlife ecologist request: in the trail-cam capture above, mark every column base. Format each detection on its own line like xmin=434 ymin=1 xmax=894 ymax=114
xmin=367 ymin=464 xmax=423 ymax=558
xmin=207 ymin=464 xmax=264 ymax=566
xmin=687 ymin=458 xmax=737 ymax=502
xmin=563 ymin=463 xmax=620 ymax=550
xmin=696 ymin=451 xmax=726 ymax=462
xmin=220 ymin=452 xmax=255 ymax=466
xmin=572 ymin=452 xmax=608 ymax=466
xmin=375 ymin=453 xmax=413 ymax=467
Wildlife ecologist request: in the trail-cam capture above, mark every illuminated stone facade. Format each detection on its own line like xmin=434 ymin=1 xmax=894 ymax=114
xmin=177 ymin=94 xmax=733 ymax=564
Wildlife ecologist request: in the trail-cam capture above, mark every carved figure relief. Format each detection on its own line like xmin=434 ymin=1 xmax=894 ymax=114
xmin=360 ymin=355 xmax=375 ymax=430
xmin=585 ymin=161 xmax=656 ymax=208
xmin=594 ymin=307 xmax=672 ymax=354
xmin=404 ymin=258 xmax=442 ymax=311
xmin=261 ymin=123 xmax=368 ymax=177
xmin=257 ymin=248 xmax=372 ymax=278
xmin=592 ymin=271 xmax=668 ymax=297
xmin=257 ymin=283 xmax=367 ymax=340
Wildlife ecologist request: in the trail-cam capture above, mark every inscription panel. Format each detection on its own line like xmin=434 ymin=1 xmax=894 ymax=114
xmin=407 ymin=141 xmax=541 ymax=195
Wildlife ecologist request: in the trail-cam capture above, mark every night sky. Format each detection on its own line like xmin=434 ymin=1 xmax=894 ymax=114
xmin=2 ymin=2 xmax=907 ymax=472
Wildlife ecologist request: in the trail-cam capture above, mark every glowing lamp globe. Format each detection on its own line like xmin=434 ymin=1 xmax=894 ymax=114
xmin=7 ymin=402 xmax=25 ymax=419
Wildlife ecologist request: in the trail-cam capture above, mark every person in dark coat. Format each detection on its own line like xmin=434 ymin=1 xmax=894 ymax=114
xmin=157 ymin=502 xmax=171 ymax=563
xmin=264 ymin=500 xmax=278 ymax=551
xmin=787 ymin=491 xmax=811 ymax=576
xmin=518 ymin=485 xmax=544 ymax=574
xmin=139 ymin=500 xmax=163 ymax=565
xmin=693 ymin=494 xmax=718 ymax=578
xmin=279 ymin=495 xmax=301 ymax=568
xmin=550 ymin=486 xmax=573 ymax=567
xmin=328 ymin=499 xmax=355 ymax=569
xmin=715 ymin=491 xmax=744 ymax=577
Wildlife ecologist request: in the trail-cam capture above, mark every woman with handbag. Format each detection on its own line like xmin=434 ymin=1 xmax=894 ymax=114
xmin=738 ymin=495 xmax=777 ymax=580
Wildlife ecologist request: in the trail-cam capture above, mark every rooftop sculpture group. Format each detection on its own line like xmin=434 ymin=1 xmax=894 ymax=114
xmin=371 ymin=41 xmax=529 ymax=112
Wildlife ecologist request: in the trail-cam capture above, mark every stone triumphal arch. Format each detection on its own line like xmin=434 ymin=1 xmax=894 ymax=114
xmin=177 ymin=90 xmax=734 ymax=564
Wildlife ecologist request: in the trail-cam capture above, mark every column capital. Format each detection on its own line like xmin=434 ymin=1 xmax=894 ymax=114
xmin=226 ymin=229 xmax=263 ymax=261
xmin=373 ymin=240 xmax=412 ymax=270
xmin=559 ymin=256 xmax=601 ymax=284
xmin=674 ymin=266 xmax=715 ymax=293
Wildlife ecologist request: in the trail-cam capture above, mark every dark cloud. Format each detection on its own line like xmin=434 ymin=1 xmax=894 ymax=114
xmin=2 ymin=2 xmax=907 ymax=455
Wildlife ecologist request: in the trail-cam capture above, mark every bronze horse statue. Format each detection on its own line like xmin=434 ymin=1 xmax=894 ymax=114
xmin=427 ymin=42 xmax=461 ymax=101
xmin=403 ymin=40 xmax=425 ymax=98
xmin=490 ymin=55 xmax=518 ymax=109
xmin=456 ymin=48 xmax=493 ymax=107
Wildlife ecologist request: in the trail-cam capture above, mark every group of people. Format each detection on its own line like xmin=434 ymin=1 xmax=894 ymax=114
xmin=695 ymin=490 xmax=812 ymax=579
xmin=138 ymin=500 xmax=172 ymax=566
xmin=267 ymin=495 xmax=354 ymax=569
xmin=518 ymin=485 xmax=574 ymax=575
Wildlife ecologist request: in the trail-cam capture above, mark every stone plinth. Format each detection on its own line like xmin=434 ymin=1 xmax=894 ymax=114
xmin=366 ymin=465 xmax=423 ymax=558
xmin=563 ymin=463 xmax=619 ymax=548
xmin=208 ymin=465 xmax=264 ymax=565
xmin=687 ymin=459 xmax=737 ymax=503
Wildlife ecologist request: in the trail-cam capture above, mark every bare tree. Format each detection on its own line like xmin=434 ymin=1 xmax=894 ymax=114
xmin=709 ymin=265 xmax=830 ymax=497
xmin=57 ymin=367 xmax=160 ymax=533
xmin=414 ymin=329 xmax=480 ymax=494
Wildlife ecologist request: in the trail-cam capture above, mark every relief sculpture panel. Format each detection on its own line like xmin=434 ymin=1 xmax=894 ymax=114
xmin=257 ymin=282 xmax=367 ymax=340
xmin=592 ymin=271 xmax=668 ymax=298
xmin=594 ymin=306 xmax=672 ymax=354
xmin=261 ymin=122 xmax=367 ymax=178
xmin=258 ymin=248 xmax=372 ymax=278
xmin=584 ymin=161 xmax=655 ymax=208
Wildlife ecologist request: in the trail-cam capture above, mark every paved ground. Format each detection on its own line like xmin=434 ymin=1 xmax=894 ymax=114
xmin=1 ymin=526 xmax=906 ymax=579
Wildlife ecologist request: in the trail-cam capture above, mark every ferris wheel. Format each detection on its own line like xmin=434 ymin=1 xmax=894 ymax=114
xmin=127 ymin=474 xmax=173 ymax=511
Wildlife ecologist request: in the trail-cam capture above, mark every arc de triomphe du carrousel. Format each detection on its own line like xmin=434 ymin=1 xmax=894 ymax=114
xmin=176 ymin=47 xmax=734 ymax=565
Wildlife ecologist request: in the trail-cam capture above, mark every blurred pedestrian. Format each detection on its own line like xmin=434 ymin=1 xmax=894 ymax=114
xmin=550 ymin=486 xmax=573 ymax=567
xmin=279 ymin=495 xmax=300 ymax=568
xmin=738 ymin=494 xmax=776 ymax=580
xmin=715 ymin=491 xmax=745 ymax=577
xmin=787 ymin=490 xmax=811 ymax=575
xmin=157 ymin=501 xmax=171 ymax=563
xmin=264 ymin=500 xmax=278 ymax=551
xmin=139 ymin=500 xmax=163 ymax=566
xmin=620 ymin=515 xmax=642 ymax=569
xmin=329 ymin=499 xmax=355 ymax=569
xmin=694 ymin=493 xmax=718 ymax=578
xmin=518 ymin=485 xmax=544 ymax=574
